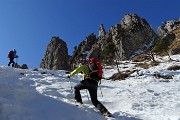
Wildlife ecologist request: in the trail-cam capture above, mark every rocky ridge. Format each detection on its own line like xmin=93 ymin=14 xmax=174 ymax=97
xmin=72 ymin=13 xmax=158 ymax=65
xmin=40 ymin=13 xmax=179 ymax=70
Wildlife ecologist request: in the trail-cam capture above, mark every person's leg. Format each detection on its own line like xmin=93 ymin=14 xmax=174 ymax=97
xmin=88 ymin=88 xmax=108 ymax=113
xmin=74 ymin=83 xmax=86 ymax=103
xmin=12 ymin=60 xmax=15 ymax=67
xmin=8 ymin=61 xmax=11 ymax=66
xmin=8 ymin=58 xmax=13 ymax=66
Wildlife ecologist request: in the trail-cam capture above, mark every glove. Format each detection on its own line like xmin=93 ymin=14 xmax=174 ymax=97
xmin=67 ymin=74 xmax=70 ymax=78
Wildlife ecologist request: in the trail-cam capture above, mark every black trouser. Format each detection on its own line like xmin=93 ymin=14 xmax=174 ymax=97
xmin=8 ymin=57 xmax=15 ymax=67
xmin=74 ymin=80 xmax=108 ymax=113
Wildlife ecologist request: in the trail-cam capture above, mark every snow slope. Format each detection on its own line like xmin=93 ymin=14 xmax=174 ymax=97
xmin=0 ymin=55 xmax=180 ymax=120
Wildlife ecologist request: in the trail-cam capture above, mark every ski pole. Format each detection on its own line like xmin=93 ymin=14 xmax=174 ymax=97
xmin=98 ymin=80 xmax=103 ymax=97
xmin=16 ymin=58 xmax=18 ymax=64
xmin=16 ymin=58 xmax=18 ymax=68
xmin=68 ymin=78 xmax=76 ymax=104
xmin=85 ymin=89 xmax=90 ymax=104
xmin=99 ymin=85 xmax=103 ymax=97
xmin=68 ymin=78 xmax=74 ymax=94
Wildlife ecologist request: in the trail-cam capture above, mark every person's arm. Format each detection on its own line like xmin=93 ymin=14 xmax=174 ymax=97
xmin=69 ymin=65 xmax=89 ymax=77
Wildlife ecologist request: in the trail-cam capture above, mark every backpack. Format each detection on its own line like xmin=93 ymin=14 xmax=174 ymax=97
xmin=88 ymin=58 xmax=103 ymax=79
xmin=8 ymin=50 xmax=14 ymax=58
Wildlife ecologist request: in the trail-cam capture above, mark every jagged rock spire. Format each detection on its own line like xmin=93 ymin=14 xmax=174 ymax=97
xmin=98 ymin=24 xmax=106 ymax=37
xmin=40 ymin=37 xmax=69 ymax=70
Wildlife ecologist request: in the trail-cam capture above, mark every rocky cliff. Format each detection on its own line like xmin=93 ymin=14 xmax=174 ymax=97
xmin=157 ymin=18 xmax=180 ymax=55
xmin=98 ymin=13 xmax=157 ymax=61
xmin=40 ymin=37 xmax=69 ymax=70
xmin=71 ymin=13 xmax=157 ymax=64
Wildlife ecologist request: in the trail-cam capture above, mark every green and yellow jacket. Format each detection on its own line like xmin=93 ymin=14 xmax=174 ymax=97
xmin=69 ymin=65 xmax=99 ymax=85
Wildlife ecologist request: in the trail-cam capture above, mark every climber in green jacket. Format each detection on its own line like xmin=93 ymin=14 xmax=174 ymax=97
xmin=68 ymin=58 xmax=111 ymax=117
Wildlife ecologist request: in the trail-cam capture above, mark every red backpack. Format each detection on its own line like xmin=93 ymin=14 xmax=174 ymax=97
xmin=88 ymin=58 xmax=103 ymax=79
xmin=8 ymin=50 xmax=14 ymax=58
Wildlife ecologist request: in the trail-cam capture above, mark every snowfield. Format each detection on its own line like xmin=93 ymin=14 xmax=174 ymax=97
xmin=0 ymin=55 xmax=180 ymax=120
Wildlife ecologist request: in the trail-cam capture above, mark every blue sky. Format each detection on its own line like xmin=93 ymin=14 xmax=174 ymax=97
xmin=0 ymin=0 xmax=179 ymax=68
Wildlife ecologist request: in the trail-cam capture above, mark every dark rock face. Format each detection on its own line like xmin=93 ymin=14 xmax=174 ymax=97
xmin=71 ymin=33 xmax=98 ymax=67
xmin=40 ymin=37 xmax=69 ymax=70
xmin=171 ymin=48 xmax=180 ymax=55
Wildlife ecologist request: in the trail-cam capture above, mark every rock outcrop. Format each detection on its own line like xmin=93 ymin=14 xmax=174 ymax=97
xmin=40 ymin=37 xmax=69 ymax=70
xmin=158 ymin=18 xmax=180 ymax=37
xmin=95 ymin=13 xmax=157 ymax=61
xmin=71 ymin=13 xmax=158 ymax=65
xmin=157 ymin=18 xmax=180 ymax=55
xmin=71 ymin=33 xmax=98 ymax=67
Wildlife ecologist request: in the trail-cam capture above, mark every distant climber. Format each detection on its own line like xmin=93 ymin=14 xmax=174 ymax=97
xmin=8 ymin=49 xmax=19 ymax=67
